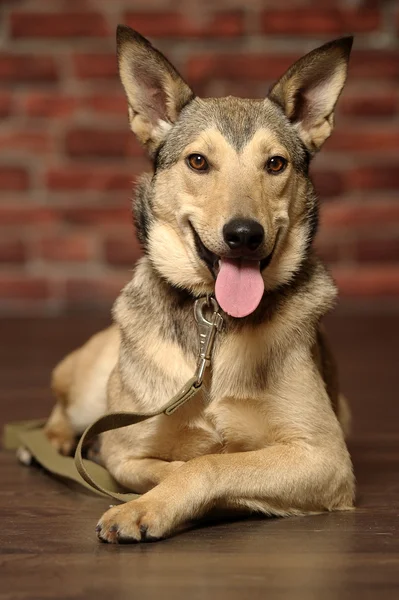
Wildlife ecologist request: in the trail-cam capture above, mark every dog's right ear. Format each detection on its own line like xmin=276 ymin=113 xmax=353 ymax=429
xmin=117 ymin=25 xmax=194 ymax=156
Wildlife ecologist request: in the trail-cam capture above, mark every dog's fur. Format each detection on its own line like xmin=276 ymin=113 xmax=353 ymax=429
xmin=45 ymin=27 xmax=355 ymax=543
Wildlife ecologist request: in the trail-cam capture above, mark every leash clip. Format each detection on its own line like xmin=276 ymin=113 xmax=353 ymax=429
xmin=193 ymin=296 xmax=223 ymax=386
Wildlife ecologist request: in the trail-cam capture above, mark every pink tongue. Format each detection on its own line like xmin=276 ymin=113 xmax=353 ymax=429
xmin=215 ymin=258 xmax=264 ymax=318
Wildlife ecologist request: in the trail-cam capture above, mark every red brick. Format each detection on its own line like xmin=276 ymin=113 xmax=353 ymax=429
xmin=188 ymin=50 xmax=399 ymax=85
xmin=323 ymin=201 xmax=399 ymax=229
xmin=0 ymin=239 xmax=26 ymax=263
xmin=0 ymin=130 xmax=52 ymax=153
xmin=124 ymin=11 xmax=244 ymax=38
xmin=192 ymin=50 xmax=399 ymax=85
xmin=347 ymin=165 xmax=399 ymax=191
xmin=0 ymin=53 xmax=57 ymax=82
xmin=0 ymin=167 xmax=29 ymax=190
xmin=261 ymin=9 xmax=379 ymax=35
xmin=0 ymin=2 xmax=398 ymax=313
xmin=61 ymin=206 xmax=132 ymax=226
xmin=332 ymin=266 xmax=399 ymax=297
xmin=46 ymin=167 xmax=136 ymax=192
xmin=104 ymin=233 xmax=142 ymax=266
xmin=83 ymin=94 xmax=127 ymax=115
xmin=326 ymin=128 xmax=399 ymax=152
xmin=65 ymin=275 xmax=129 ymax=306
xmin=73 ymin=54 xmax=117 ymax=80
xmin=311 ymin=169 xmax=345 ymax=198
xmin=0 ymin=206 xmax=57 ymax=226
xmin=23 ymin=92 xmax=77 ymax=118
xmin=10 ymin=12 xmax=108 ymax=38
xmin=0 ymin=276 xmax=49 ymax=300
xmin=65 ymin=128 xmax=143 ymax=158
xmin=354 ymin=237 xmax=399 ymax=264
xmin=37 ymin=234 xmax=93 ymax=262
xmin=314 ymin=238 xmax=341 ymax=264
xmin=350 ymin=50 xmax=399 ymax=80
xmin=340 ymin=91 xmax=397 ymax=118
xmin=195 ymin=80 xmax=264 ymax=99
xmin=186 ymin=54 xmax=297 ymax=84
xmin=0 ymin=92 xmax=12 ymax=117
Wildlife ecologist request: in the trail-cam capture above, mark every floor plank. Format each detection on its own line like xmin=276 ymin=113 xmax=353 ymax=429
xmin=1 ymin=311 xmax=398 ymax=599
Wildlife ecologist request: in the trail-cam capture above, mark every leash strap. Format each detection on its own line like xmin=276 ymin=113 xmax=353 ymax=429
xmin=5 ymin=297 xmax=223 ymax=503
xmin=3 ymin=420 xmax=125 ymax=498
xmin=74 ymin=297 xmax=223 ymax=502
xmin=74 ymin=376 xmax=202 ymax=502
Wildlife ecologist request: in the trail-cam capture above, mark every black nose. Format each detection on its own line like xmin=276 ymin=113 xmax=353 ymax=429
xmin=223 ymin=218 xmax=265 ymax=252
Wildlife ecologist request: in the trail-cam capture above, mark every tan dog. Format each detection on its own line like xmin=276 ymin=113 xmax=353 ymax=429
xmin=45 ymin=26 xmax=355 ymax=543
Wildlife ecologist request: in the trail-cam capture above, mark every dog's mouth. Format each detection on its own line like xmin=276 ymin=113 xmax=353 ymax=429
xmin=190 ymin=224 xmax=278 ymax=319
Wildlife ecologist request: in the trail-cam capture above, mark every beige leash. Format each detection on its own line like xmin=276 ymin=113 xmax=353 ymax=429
xmin=74 ymin=296 xmax=223 ymax=501
xmin=3 ymin=297 xmax=223 ymax=501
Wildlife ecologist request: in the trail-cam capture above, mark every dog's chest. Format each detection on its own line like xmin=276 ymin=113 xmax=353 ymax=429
xmin=151 ymin=382 xmax=272 ymax=460
xmin=203 ymin=395 xmax=271 ymax=453
xmin=187 ymin=325 xmax=273 ymax=453
xmin=138 ymin=315 xmax=273 ymax=459
xmin=206 ymin=327 xmax=274 ymax=450
xmin=149 ymin=394 xmax=270 ymax=462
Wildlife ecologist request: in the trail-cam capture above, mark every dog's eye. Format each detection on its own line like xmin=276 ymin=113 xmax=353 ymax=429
xmin=266 ymin=156 xmax=287 ymax=174
xmin=187 ymin=154 xmax=209 ymax=172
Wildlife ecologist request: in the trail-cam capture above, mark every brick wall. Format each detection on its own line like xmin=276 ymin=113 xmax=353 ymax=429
xmin=1 ymin=0 xmax=398 ymax=314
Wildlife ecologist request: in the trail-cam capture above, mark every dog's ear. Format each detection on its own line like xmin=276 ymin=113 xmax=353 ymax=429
xmin=117 ymin=25 xmax=194 ymax=155
xmin=269 ymin=37 xmax=353 ymax=152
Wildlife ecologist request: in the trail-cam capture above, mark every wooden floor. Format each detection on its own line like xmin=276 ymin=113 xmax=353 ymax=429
xmin=1 ymin=310 xmax=399 ymax=599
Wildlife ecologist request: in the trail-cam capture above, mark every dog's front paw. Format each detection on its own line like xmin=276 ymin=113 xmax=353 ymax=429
xmin=96 ymin=498 xmax=173 ymax=544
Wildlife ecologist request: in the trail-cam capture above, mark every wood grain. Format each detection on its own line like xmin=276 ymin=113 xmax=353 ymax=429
xmin=1 ymin=311 xmax=398 ymax=599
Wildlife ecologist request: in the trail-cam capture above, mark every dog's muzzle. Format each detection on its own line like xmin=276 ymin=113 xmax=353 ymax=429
xmin=189 ymin=222 xmax=278 ymax=277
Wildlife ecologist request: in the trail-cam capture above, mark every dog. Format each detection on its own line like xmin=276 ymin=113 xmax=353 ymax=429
xmin=44 ymin=26 xmax=355 ymax=543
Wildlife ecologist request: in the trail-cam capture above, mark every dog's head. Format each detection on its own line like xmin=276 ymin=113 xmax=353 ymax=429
xmin=117 ymin=26 xmax=352 ymax=318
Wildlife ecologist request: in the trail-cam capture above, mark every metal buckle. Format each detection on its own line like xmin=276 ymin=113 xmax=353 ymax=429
xmin=193 ymin=296 xmax=223 ymax=386
xmin=164 ymin=296 xmax=223 ymax=417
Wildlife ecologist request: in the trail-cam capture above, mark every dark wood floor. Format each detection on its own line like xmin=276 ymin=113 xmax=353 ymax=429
xmin=1 ymin=309 xmax=399 ymax=599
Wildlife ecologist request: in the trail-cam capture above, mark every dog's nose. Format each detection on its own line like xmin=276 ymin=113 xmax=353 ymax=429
xmin=223 ymin=218 xmax=265 ymax=251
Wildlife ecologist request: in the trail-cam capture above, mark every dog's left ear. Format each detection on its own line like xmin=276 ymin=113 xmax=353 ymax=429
xmin=117 ymin=25 xmax=194 ymax=155
xmin=269 ymin=37 xmax=353 ymax=152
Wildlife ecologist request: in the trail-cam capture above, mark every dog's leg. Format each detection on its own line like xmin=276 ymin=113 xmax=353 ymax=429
xmin=44 ymin=348 xmax=80 ymax=455
xmin=97 ymin=440 xmax=354 ymax=543
xmin=107 ymin=457 xmax=185 ymax=495
xmin=96 ymin=356 xmax=355 ymax=543
xmin=44 ymin=326 xmax=119 ymax=455
xmin=44 ymin=403 xmax=76 ymax=456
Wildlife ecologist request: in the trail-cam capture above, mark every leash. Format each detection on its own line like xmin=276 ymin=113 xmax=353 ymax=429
xmin=3 ymin=297 xmax=223 ymax=501
xmin=74 ymin=296 xmax=223 ymax=502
